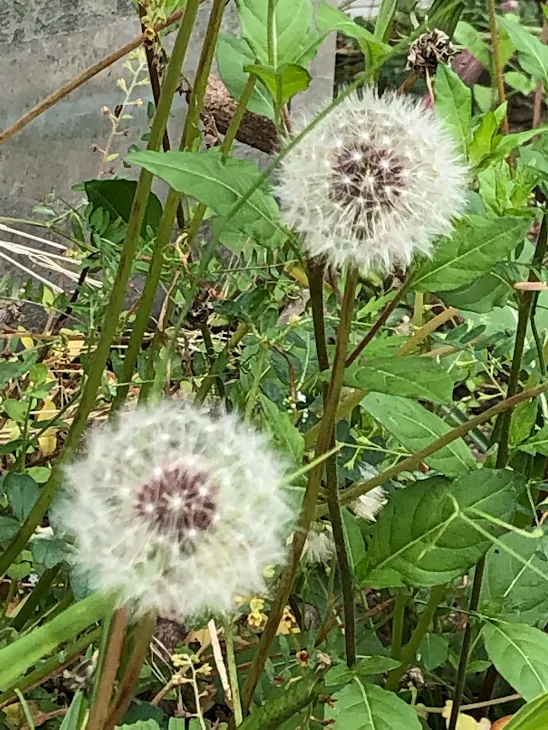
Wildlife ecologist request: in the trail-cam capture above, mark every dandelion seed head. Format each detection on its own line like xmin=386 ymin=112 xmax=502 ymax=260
xmin=277 ymin=88 xmax=468 ymax=273
xmin=59 ymin=401 xmax=293 ymax=620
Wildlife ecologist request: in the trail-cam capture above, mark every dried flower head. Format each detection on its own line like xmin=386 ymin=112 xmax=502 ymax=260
xmin=352 ymin=486 xmax=388 ymax=522
xmin=277 ymin=88 xmax=467 ymax=273
xmin=59 ymin=401 xmax=292 ymax=619
xmin=407 ymin=29 xmax=456 ymax=77
xmin=303 ymin=527 xmax=335 ymax=565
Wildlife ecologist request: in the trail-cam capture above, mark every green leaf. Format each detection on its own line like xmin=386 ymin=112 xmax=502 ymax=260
xmin=126 ymin=149 xmax=285 ymax=246
xmin=342 ymin=508 xmax=367 ymax=576
xmin=324 ymin=678 xmax=422 ymax=729
xmin=0 ymin=354 xmax=38 ymax=389
xmin=440 ymin=267 xmax=512 ymax=313
xmin=32 ymin=535 xmax=69 ymax=569
xmin=325 ymin=657 xmax=401 ymax=687
xmin=419 ymin=633 xmax=449 ymax=671
xmin=374 ymin=0 xmax=397 ymax=42
xmin=435 ymin=64 xmax=472 ymax=153
xmin=360 ymin=470 xmax=521 ymax=588
xmin=484 ymin=620 xmax=548 ymax=701
xmin=168 ymin=720 xmax=186 ymax=730
xmin=0 ymin=516 xmax=20 ymax=544
xmin=0 ymin=591 xmax=113 ymax=690
xmin=244 ymin=63 xmax=311 ymax=105
xmin=498 ymin=16 xmax=548 ymax=88
xmin=238 ymin=0 xmax=314 ymax=67
xmin=481 ymin=529 xmax=548 ymax=626
xmin=454 ymin=20 xmax=490 ymax=67
xmin=509 ymin=399 xmax=537 ymax=448
xmin=84 ymin=179 xmax=163 ymax=237
xmin=60 ymin=692 xmax=87 ymax=730
xmin=362 ymin=393 xmax=476 ymax=477
xmin=412 ymin=215 xmax=531 ymax=292
xmin=468 ymin=111 xmax=499 ymax=166
xmin=316 ymin=0 xmax=390 ymax=64
xmin=3 ymin=399 xmax=28 ymax=424
xmin=344 ymin=356 xmax=454 ymax=404
xmin=217 ymin=35 xmax=275 ymax=119
xmin=505 ymin=692 xmax=548 ymax=730
xmin=260 ymin=395 xmax=304 ymax=463
xmin=118 ymin=722 xmax=160 ymax=730
xmin=520 ymin=425 xmax=548 ymax=456
xmin=5 ymin=473 xmax=40 ymax=522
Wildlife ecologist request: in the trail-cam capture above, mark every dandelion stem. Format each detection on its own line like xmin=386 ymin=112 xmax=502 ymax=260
xmin=225 ymin=620 xmax=244 ymax=726
xmin=448 ymin=215 xmax=548 ymax=730
xmin=87 ymin=607 xmax=128 ymax=730
xmin=241 ymin=267 xmax=359 ymax=713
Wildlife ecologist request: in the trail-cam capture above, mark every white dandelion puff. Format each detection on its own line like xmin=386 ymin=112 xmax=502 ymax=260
xmin=277 ymin=88 xmax=468 ymax=273
xmin=58 ymin=401 xmax=293 ymax=620
xmin=352 ymin=487 xmax=388 ymax=522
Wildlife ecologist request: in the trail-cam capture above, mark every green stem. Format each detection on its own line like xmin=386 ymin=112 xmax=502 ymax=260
xmin=486 ymin=0 xmax=509 ymax=134
xmin=240 ymin=267 xmax=359 ymax=714
xmin=307 ymin=259 xmax=330 ymax=372
xmin=315 ymin=380 xmax=548 ymax=518
xmin=531 ymin=294 xmax=546 ymax=376
xmin=391 ymin=590 xmax=407 ymax=661
xmin=225 ymin=620 xmax=243 ymax=726
xmin=385 ymin=584 xmax=445 ymax=691
xmin=0 ymin=5 xmax=198 ymax=579
xmin=267 ymin=0 xmax=278 ymax=67
xmin=195 ymin=323 xmax=250 ymax=405
xmin=448 ymin=215 xmax=548 ymax=730
xmin=244 ymin=343 xmax=269 ymax=421
xmin=10 ymin=565 xmax=61 ymax=632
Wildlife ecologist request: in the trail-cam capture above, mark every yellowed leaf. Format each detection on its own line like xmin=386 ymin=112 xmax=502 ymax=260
xmin=442 ymin=702 xmax=488 ymax=730
xmin=37 ymin=399 xmax=57 ymax=456
xmin=17 ymin=327 xmax=34 ymax=350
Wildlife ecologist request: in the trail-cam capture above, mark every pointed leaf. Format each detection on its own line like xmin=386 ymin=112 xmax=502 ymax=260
xmin=484 ymin=621 xmax=548 ymax=701
xmin=217 ymin=35 xmax=275 ymax=119
xmin=325 ymin=678 xmax=422 ymax=729
xmin=498 ymin=16 xmax=548 ymax=87
xmin=520 ymin=425 xmax=548 ymax=456
xmin=435 ymin=64 xmax=472 ymax=152
xmin=360 ymin=470 xmax=521 ymax=588
xmin=412 ymin=216 xmax=531 ymax=292
xmin=362 ymin=393 xmax=476 ymax=477
xmin=505 ymin=692 xmax=548 ymax=730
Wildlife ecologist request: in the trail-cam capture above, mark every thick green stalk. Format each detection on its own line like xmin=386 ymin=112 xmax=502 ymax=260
xmin=385 ymin=584 xmax=445 ymax=691
xmin=0 ymin=6 xmax=199 ymax=578
xmin=448 ymin=216 xmax=548 ymax=730
xmin=486 ymin=0 xmax=509 ymax=134
xmin=240 ymin=268 xmax=359 ymax=714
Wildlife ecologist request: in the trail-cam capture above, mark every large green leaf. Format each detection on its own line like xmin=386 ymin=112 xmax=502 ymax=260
xmin=84 ymin=179 xmax=162 ymax=237
xmin=344 ymin=357 xmax=454 ymax=404
xmin=498 ymin=16 xmax=548 ymax=88
xmin=245 ymin=63 xmax=311 ymax=105
xmin=481 ymin=529 xmax=548 ymax=626
xmin=126 ymin=149 xmax=285 ymax=246
xmin=324 ymin=678 xmax=421 ymax=729
xmin=484 ymin=621 xmax=548 ymax=701
xmin=239 ymin=0 xmax=314 ymax=67
xmin=454 ymin=20 xmax=490 ymax=67
xmin=373 ymin=0 xmax=397 ymax=42
xmin=316 ymin=0 xmax=390 ymax=64
xmin=435 ymin=64 xmax=472 ymax=153
xmin=506 ymin=692 xmax=548 ymax=730
xmin=359 ymin=470 xmax=521 ymax=589
xmin=362 ymin=393 xmax=476 ymax=477
xmin=412 ymin=216 xmax=531 ymax=292
xmin=216 ymin=35 xmax=275 ymax=119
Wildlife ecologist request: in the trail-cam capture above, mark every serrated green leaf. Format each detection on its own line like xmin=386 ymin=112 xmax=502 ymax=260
xmin=360 ymin=470 xmax=521 ymax=588
xmin=481 ymin=529 xmax=548 ymax=626
xmin=468 ymin=111 xmax=499 ymax=166
xmin=126 ymin=149 xmax=285 ymax=246
xmin=498 ymin=16 xmax=548 ymax=87
xmin=344 ymin=357 xmax=454 ymax=404
xmin=484 ymin=621 xmax=548 ymax=701
xmin=435 ymin=64 xmax=472 ymax=153
xmin=362 ymin=393 xmax=476 ymax=477
xmin=325 ymin=678 xmax=422 ymax=729
xmin=412 ymin=216 xmax=531 ymax=292
xmin=217 ymin=35 xmax=275 ymax=119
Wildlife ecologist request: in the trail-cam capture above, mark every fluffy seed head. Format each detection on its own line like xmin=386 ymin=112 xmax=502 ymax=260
xmin=59 ymin=401 xmax=292 ymax=619
xmin=277 ymin=88 xmax=468 ymax=273
xmin=352 ymin=486 xmax=388 ymax=522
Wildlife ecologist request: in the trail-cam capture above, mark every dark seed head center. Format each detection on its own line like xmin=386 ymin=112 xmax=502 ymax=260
xmin=330 ymin=143 xmax=405 ymax=215
xmin=134 ymin=461 xmax=217 ymax=542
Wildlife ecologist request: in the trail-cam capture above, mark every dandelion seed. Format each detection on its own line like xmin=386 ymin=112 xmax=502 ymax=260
xmin=277 ymin=88 xmax=468 ymax=273
xmin=352 ymin=487 xmax=388 ymax=522
xmin=59 ymin=400 xmax=292 ymax=620
xmin=302 ymin=527 xmax=336 ymax=565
